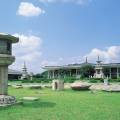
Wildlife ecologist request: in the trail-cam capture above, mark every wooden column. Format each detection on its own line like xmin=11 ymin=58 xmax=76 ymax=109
xmin=70 ymin=70 xmax=72 ymax=77
xmin=52 ymin=70 xmax=55 ymax=79
xmin=47 ymin=70 xmax=50 ymax=79
xmin=117 ymin=68 xmax=119 ymax=78
xmin=50 ymin=71 xmax=52 ymax=79
xmin=110 ymin=68 xmax=111 ymax=79
xmin=76 ymin=69 xmax=77 ymax=79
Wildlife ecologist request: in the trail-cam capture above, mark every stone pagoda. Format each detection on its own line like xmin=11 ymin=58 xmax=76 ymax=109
xmin=94 ymin=56 xmax=104 ymax=78
xmin=21 ymin=62 xmax=29 ymax=80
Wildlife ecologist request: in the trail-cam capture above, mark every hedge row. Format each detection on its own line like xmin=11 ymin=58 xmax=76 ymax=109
xmin=9 ymin=77 xmax=120 ymax=83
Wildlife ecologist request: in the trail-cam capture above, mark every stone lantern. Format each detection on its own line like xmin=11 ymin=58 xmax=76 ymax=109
xmin=0 ymin=33 xmax=19 ymax=106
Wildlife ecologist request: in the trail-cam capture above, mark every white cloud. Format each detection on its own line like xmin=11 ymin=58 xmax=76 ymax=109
xmin=13 ymin=33 xmax=42 ymax=55
xmin=84 ymin=46 xmax=120 ymax=63
xmin=19 ymin=51 xmax=42 ymax=62
xmin=41 ymin=60 xmax=59 ymax=66
xmin=17 ymin=2 xmax=45 ymax=17
xmin=39 ymin=0 xmax=92 ymax=5
xmin=11 ymin=34 xmax=42 ymax=73
xmin=41 ymin=57 xmax=64 ymax=66
xmin=41 ymin=56 xmax=82 ymax=67
xmin=39 ymin=0 xmax=56 ymax=3
xmin=41 ymin=46 xmax=120 ymax=68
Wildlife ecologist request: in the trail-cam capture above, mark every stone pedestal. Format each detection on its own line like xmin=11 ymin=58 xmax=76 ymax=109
xmin=0 ymin=66 xmax=8 ymax=95
xmin=0 ymin=66 xmax=16 ymax=106
xmin=0 ymin=95 xmax=16 ymax=106
xmin=52 ymin=80 xmax=64 ymax=91
xmin=0 ymin=55 xmax=17 ymax=106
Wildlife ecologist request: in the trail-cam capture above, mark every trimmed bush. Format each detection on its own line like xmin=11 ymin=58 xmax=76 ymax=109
xmin=109 ymin=78 xmax=120 ymax=82
xmin=63 ymin=77 xmax=76 ymax=83
xmin=21 ymin=78 xmax=52 ymax=83
xmin=89 ymin=78 xmax=104 ymax=83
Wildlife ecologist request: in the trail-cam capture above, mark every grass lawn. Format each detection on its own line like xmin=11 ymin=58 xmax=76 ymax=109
xmin=0 ymin=87 xmax=120 ymax=120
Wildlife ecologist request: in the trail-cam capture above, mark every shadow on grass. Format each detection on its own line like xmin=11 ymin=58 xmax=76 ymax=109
xmin=0 ymin=101 xmax=56 ymax=110
xmin=22 ymin=101 xmax=56 ymax=108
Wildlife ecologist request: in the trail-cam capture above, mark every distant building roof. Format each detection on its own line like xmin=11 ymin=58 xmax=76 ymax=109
xmin=8 ymin=69 xmax=22 ymax=75
xmin=43 ymin=62 xmax=120 ymax=70
xmin=43 ymin=62 xmax=95 ymax=70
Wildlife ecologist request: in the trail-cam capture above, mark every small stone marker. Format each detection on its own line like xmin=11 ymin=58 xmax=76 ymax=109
xmin=104 ymin=77 xmax=109 ymax=86
xmin=52 ymin=79 xmax=64 ymax=91
xmin=12 ymin=85 xmax=23 ymax=89
xmin=22 ymin=97 xmax=39 ymax=101
xmin=29 ymin=85 xmax=42 ymax=89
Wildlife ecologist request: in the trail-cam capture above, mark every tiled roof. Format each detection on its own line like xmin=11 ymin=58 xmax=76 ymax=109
xmin=8 ymin=69 xmax=22 ymax=75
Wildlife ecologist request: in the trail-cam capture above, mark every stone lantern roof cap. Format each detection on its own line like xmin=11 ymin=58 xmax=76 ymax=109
xmin=0 ymin=33 xmax=19 ymax=43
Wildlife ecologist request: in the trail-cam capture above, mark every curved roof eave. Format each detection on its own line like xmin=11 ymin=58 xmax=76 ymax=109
xmin=0 ymin=34 xmax=19 ymax=43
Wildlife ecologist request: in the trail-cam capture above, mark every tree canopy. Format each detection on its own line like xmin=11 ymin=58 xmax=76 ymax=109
xmin=80 ymin=65 xmax=95 ymax=78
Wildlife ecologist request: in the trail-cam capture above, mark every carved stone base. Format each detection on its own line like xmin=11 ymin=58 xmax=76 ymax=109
xmin=0 ymin=95 xmax=16 ymax=106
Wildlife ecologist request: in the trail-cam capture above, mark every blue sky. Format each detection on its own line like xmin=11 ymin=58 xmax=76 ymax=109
xmin=0 ymin=0 xmax=120 ymax=73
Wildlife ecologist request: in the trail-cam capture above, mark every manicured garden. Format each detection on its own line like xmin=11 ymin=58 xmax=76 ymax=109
xmin=0 ymin=87 xmax=120 ymax=120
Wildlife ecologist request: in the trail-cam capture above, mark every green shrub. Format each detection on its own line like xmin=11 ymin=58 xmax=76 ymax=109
xmin=22 ymin=79 xmax=33 ymax=83
xmin=89 ymin=79 xmax=98 ymax=83
xmin=89 ymin=78 xmax=104 ymax=83
xmin=109 ymin=78 xmax=120 ymax=82
xmin=21 ymin=78 xmax=52 ymax=83
xmin=63 ymin=77 xmax=76 ymax=83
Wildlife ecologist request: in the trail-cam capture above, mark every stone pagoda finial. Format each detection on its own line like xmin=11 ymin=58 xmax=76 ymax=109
xmin=85 ymin=57 xmax=88 ymax=63
xmin=96 ymin=56 xmax=102 ymax=64
xmin=98 ymin=55 xmax=100 ymax=61
xmin=23 ymin=61 xmax=27 ymax=70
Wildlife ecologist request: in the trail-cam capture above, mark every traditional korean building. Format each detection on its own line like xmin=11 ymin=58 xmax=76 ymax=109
xmin=8 ymin=69 xmax=22 ymax=80
xmin=43 ymin=57 xmax=120 ymax=79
